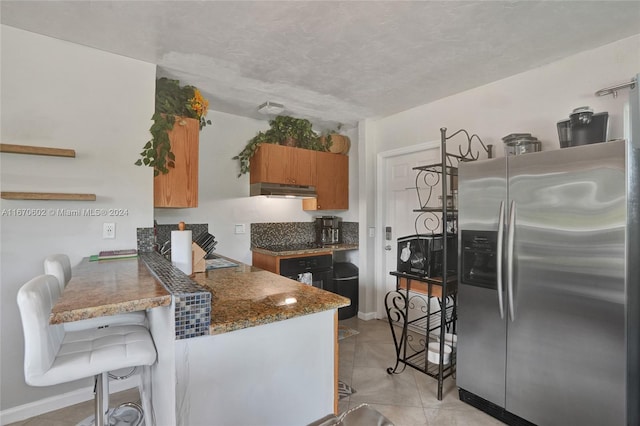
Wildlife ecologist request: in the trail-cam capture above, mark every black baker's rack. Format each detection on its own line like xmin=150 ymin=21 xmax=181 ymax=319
xmin=384 ymin=128 xmax=489 ymax=400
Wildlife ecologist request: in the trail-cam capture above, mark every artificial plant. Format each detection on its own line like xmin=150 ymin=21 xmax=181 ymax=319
xmin=136 ymin=77 xmax=212 ymax=176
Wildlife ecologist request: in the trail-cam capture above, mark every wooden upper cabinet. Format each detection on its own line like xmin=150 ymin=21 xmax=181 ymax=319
xmin=303 ymin=151 xmax=349 ymax=211
xmin=250 ymin=144 xmax=316 ymax=186
xmin=154 ymin=117 xmax=199 ymax=208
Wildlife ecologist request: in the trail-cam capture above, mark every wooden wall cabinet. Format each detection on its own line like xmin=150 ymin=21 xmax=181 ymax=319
xmin=302 ymin=151 xmax=349 ymax=211
xmin=249 ymin=144 xmax=349 ymax=211
xmin=154 ymin=117 xmax=199 ymax=208
xmin=250 ymin=143 xmax=316 ymax=186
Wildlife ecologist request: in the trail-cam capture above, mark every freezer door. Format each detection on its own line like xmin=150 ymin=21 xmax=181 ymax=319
xmin=628 ymin=73 xmax=640 ymax=426
xmin=457 ymin=157 xmax=508 ymax=407
xmin=505 ymin=140 xmax=626 ymax=425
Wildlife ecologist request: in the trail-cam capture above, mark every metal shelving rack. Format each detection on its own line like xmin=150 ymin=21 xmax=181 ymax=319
xmin=385 ymin=128 xmax=489 ymax=400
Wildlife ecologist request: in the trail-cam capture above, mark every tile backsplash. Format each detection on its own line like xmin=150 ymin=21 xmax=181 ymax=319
xmin=137 ymin=227 xmax=155 ymax=253
xmin=341 ymin=222 xmax=358 ymax=244
xmin=251 ymin=221 xmax=359 ymax=247
xmin=251 ymin=222 xmax=315 ymax=247
xmin=137 ymin=223 xmax=209 ymax=254
xmin=156 ymin=223 xmax=208 ymax=250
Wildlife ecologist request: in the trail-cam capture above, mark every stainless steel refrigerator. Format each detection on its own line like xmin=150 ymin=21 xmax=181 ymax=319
xmin=456 ymin=80 xmax=639 ymax=425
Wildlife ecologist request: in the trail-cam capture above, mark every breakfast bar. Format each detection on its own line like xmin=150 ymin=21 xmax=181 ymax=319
xmin=50 ymin=252 xmax=349 ymax=426
xmin=49 ymin=257 xmax=172 ymax=324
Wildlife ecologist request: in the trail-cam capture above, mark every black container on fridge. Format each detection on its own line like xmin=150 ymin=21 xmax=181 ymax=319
xmin=557 ymin=106 xmax=608 ymax=148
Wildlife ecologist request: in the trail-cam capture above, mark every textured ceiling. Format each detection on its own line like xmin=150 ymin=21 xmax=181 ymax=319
xmin=2 ymin=1 xmax=640 ymax=129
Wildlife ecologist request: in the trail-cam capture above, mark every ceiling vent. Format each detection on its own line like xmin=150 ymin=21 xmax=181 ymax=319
xmin=257 ymin=101 xmax=285 ymax=115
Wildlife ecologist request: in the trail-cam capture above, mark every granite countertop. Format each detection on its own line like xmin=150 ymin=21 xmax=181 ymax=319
xmin=50 ymin=253 xmax=350 ymax=338
xmin=50 ymin=257 xmax=172 ymax=324
xmin=191 ymin=260 xmax=351 ymax=335
xmin=251 ymin=243 xmax=359 ymax=257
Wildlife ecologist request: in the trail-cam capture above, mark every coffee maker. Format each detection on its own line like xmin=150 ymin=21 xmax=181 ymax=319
xmin=316 ymin=216 xmax=342 ymax=245
xmin=557 ymin=106 xmax=609 ymax=148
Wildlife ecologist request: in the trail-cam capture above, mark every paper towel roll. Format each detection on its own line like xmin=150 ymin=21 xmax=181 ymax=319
xmin=171 ymin=229 xmax=192 ymax=275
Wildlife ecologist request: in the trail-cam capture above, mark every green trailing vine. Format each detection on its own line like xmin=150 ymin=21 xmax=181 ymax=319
xmin=136 ymin=78 xmax=212 ymax=176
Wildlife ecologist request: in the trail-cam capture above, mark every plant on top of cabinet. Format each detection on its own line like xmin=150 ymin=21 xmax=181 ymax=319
xmin=233 ymin=115 xmax=331 ymax=177
xmin=135 ymin=78 xmax=212 ymax=176
xmin=319 ymin=124 xmax=351 ymax=155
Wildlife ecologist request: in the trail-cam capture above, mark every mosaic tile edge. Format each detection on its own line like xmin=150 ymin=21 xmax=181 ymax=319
xmin=140 ymin=251 xmax=211 ymax=339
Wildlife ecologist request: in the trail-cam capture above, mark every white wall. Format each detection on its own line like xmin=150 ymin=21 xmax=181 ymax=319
xmin=0 ymin=26 xmax=156 ymax=411
xmin=359 ymin=34 xmax=640 ymax=317
xmin=154 ymin=112 xmax=360 ymax=265
xmin=356 ymin=119 xmax=378 ymax=317
xmin=375 ymin=35 xmax=640 ymax=153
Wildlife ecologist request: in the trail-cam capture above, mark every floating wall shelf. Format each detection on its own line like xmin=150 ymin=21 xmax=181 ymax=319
xmin=1 ymin=192 xmax=96 ymax=201
xmin=0 ymin=143 xmax=76 ymax=158
xmin=1 ymin=143 xmax=95 ymax=201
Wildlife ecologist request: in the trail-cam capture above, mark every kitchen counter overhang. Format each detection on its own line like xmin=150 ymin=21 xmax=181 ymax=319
xmin=51 ymin=252 xmax=349 ymax=338
xmin=49 ymin=256 xmax=172 ymax=324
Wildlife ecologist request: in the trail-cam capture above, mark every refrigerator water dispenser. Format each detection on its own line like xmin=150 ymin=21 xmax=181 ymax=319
xmin=461 ymin=230 xmax=498 ymax=290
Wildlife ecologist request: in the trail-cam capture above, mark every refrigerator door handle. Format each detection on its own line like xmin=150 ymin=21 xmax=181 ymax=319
xmin=496 ymin=201 xmax=505 ymax=319
xmin=507 ymin=200 xmax=516 ymax=322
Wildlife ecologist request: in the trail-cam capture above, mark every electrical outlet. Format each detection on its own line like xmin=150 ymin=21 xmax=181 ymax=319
xmin=103 ymin=222 xmax=116 ymax=239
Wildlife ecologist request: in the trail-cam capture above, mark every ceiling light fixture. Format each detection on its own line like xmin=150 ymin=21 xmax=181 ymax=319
xmin=258 ymin=101 xmax=285 ymax=115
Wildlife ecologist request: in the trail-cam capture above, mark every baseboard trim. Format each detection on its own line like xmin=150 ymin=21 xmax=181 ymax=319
xmin=358 ymin=311 xmax=377 ymax=321
xmin=0 ymin=375 xmax=139 ymax=425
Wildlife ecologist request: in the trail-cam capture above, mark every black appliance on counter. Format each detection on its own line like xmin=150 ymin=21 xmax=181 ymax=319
xmin=397 ymin=234 xmax=457 ymax=278
xmin=315 ymin=216 xmax=342 ymax=245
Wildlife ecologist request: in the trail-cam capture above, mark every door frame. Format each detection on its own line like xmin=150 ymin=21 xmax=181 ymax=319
xmin=374 ymin=140 xmax=440 ymax=318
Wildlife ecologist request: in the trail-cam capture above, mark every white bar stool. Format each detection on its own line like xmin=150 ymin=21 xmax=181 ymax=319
xmin=17 ymin=274 xmax=157 ymax=426
xmin=44 ymin=254 xmax=150 ymax=417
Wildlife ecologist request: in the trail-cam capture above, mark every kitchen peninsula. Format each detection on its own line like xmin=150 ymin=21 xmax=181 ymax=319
xmin=51 ymin=252 xmax=349 ymax=426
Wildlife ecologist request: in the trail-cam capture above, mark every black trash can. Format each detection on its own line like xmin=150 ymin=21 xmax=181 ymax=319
xmin=333 ymin=262 xmax=359 ymax=320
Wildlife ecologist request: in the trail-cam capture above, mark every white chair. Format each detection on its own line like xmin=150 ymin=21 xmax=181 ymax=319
xmin=44 ymin=254 xmax=147 ymax=331
xmin=17 ymin=274 xmax=157 ymax=426
xmin=44 ymin=253 xmax=71 ymax=294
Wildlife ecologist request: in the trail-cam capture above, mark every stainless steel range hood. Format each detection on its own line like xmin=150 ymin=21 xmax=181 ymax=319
xmin=250 ymin=182 xmax=317 ymax=198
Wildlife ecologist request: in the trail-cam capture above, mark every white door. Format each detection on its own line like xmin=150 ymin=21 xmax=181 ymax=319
xmin=376 ymin=142 xmax=441 ymax=317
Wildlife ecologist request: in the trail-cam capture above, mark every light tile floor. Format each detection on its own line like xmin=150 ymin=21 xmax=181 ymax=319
xmin=9 ymin=317 xmax=503 ymax=426
xmin=338 ymin=316 xmax=504 ymax=426
xmin=6 ymin=387 xmax=140 ymax=426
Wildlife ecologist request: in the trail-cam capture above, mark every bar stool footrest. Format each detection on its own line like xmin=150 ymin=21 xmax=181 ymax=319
xmin=76 ymin=403 xmax=144 ymax=426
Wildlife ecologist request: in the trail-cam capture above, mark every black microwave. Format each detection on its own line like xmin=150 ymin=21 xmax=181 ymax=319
xmin=397 ymin=234 xmax=457 ymax=278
